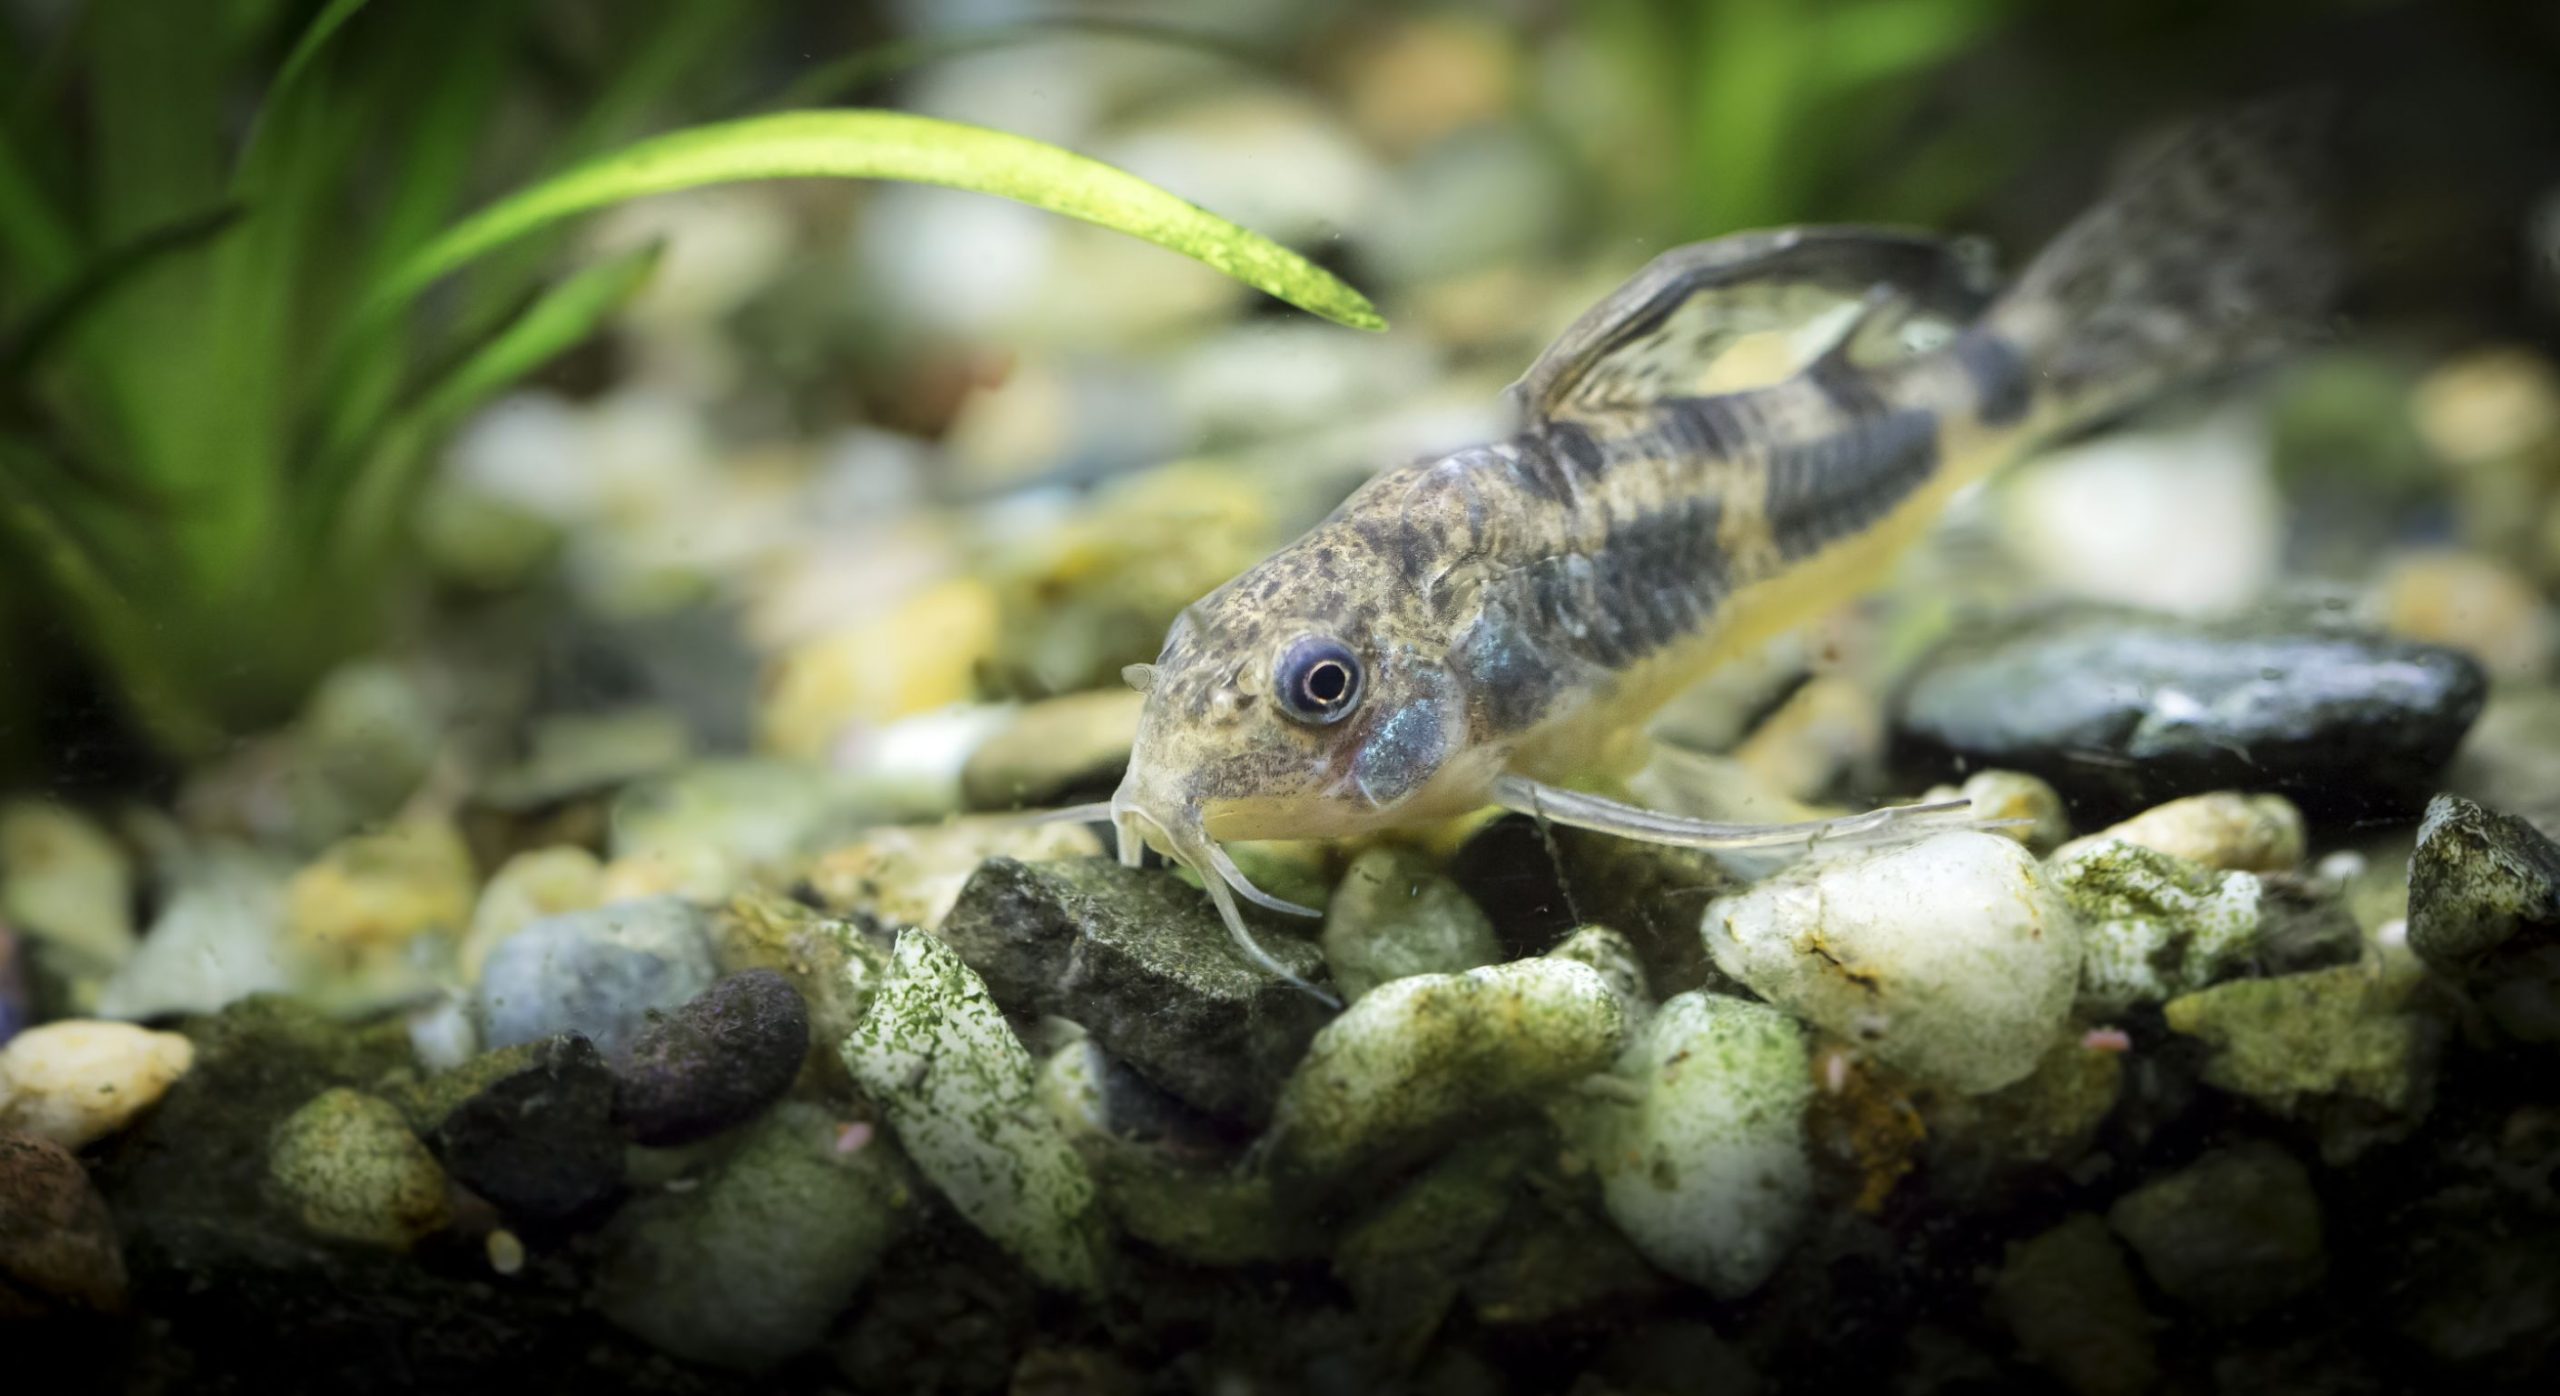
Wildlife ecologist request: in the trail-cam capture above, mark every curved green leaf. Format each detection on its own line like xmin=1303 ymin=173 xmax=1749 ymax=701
xmin=266 ymin=0 xmax=374 ymax=124
xmin=1 ymin=202 xmax=243 ymax=376
xmin=371 ymin=109 xmax=1383 ymax=331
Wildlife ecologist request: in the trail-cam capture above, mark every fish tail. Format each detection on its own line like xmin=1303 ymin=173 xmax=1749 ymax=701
xmin=1974 ymin=91 xmax=2342 ymax=431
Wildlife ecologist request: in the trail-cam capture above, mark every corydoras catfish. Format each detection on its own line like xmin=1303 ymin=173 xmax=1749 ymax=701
xmin=1054 ymin=98 xmax=2338 ymax=1001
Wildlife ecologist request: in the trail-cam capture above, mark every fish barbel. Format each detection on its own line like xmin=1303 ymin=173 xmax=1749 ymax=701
xmin=1069 ymin=97 xmax=2339 ymax=1001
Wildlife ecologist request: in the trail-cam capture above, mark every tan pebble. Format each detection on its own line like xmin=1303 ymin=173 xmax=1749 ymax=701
xmin=2411 ymin=346 xmax=2560 ymax=466
xmin=0 ymin=1020 xmax=195 ymax=1148
xmin=599 ymin=845 xmax=736 ymax=904
xmin=2378 ymin=550 xmax=2553 ymax=681
xmin=1732 ymin=677 xmax=1883 ymax=803
xmin=959 ymin=689 xmax=1144 ymax=812
xmin=807 ymin=817 xmax=1100 ymax=932
xmin=267 ymin=1088 xmax=450 ymax=1250
xmin=2053 ymin=793 xmax=2305 ymax=873
xmin=1928 ymin=771 xmax=2071 ymax=854
xmin=1337 ymin=13 xmax=1519 ymax=155
xmin=759 ymin=578 xmax=998 ymax=759
xmin=486 ymin=1228 xmax=527 ymax=1276
xmin=0 ymin=800 xmax=137 ymax=974
xmin=284 ymin=820 xmax=476 ymax=964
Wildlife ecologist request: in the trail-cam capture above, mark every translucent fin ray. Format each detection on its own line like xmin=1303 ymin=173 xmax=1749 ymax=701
xmin=1491 ymin=774 xmax=1981 ymax=851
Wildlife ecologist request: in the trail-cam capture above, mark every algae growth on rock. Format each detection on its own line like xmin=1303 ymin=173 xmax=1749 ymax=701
xmin=2 ymin=9 xmax=2555 ymax=1392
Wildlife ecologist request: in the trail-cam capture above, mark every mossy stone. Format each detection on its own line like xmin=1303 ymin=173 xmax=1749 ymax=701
xmin=2106 ymin=1141 xmax=2324 ymax=1317
xmin=1321 ymin=847 xmax=1503 ymax=1002
xmin=595 ymin=1101 xmax=909 ymax=1371
xmin=1988 ymin=1214 xmax=2159 ymax=1396
xmin=2408 ymin=794 xmax=2560 ymax=1041
xmin=2163 ymin=962 xmax=2441 ymax=1162
xmin=1264 ymin=957 xmax=1627 ymax=1195
xmin=267 ymin=1089 xmax=450 ymax=1250
xmin=842 ymin=930 xmax=1111 ymax=1294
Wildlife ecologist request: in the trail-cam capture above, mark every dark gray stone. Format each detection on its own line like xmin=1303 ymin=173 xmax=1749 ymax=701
xmin=427 ymin=1034 xmax=622 ymax=1225
xmin=1893 ymin=607 xmax=2486 ymax=820
xmin=611 ymin=969 xmax=809 ymax=1146
xmin=2408 ymin=794 xmax=2560 ymax=1042
xmin=2254 ymin=872 xmax=2368 ymax=976
xmin=2106 ymin=1141 xmax=2325 ymax=1318
xmin=935 ymin=857 xmax=1332 ymax=1124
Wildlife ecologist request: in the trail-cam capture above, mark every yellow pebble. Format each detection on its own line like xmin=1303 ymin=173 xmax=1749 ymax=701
xmin=0 ymin=1019 xmax=194 ymax=1148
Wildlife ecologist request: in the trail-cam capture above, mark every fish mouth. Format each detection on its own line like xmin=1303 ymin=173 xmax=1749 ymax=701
xmin=1108 ymin=777 xmax=1338 ymax=1007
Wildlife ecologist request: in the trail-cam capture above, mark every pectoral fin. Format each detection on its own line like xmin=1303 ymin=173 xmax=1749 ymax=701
xmin=1489 ymin=773 xmax=1985 ymax=851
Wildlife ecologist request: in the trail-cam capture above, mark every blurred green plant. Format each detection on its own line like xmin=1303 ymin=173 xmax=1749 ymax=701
xmin=1577 ymin=0 xmax=2030 ymax=237
xmin=0 ymin=0 xmax=1376 ymax=762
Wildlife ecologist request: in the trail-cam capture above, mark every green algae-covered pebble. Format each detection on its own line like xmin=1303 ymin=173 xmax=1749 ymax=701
xmin=266 ymin=1087 xmax=450 ymax=1250
xmin=1544 ymin=925 xmax=1650 ymax=1016
xmin=2163 ymin=960 xmax=2440 ymax=1162
xmin=594 ymin=1101 xmax=909 ymax=1371
xmin=841 ymin=929 xmax=1109 ymax=1293
xmin=1264 ymin=957 xmax=1627 ymax=1191
xmin=1568 ymin=992 xmax=1811 ymax=1299
xmin=2052 ymin=839 xmax=2264 ymax=1012
xmin=1321 ymin=847 xmax=1503 ymax=1002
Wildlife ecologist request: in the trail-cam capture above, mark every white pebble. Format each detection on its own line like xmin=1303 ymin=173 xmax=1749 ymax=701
xmin=94 ymin=848 xmax=291 ymax=1021
xmin=1702 ymin=832 xmax=2081 ymax=1094
xmin=0 ymin=1019 xmax=195 ymax=1147
xmin=1564 ymin=992 xmax=1813 ymax=1299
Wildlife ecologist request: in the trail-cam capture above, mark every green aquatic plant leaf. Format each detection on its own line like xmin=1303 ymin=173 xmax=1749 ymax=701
xmin=369 ymin=109 xmax=1384 ymax=331
xmin=0 ymin=123 xmax=79 ymax=292
xmin=333 ymin=242 xmax=666 ymax=567
xmin=0 ymin=433 xmax=221 ymax=755
xmin=240 ymin=0 xmax=374 ymax=171
xmin=0 ymin=203 xmax=243 ymax=376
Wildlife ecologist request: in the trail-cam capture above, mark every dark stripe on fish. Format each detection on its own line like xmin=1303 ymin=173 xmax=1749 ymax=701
xmin=1498 ymin=490 xmax=1731 ymax=674
xmin=1765 ymin=407 xmax=1942 ymax=562
xmin=1652 ymin=394 xmax=1754 ymax=463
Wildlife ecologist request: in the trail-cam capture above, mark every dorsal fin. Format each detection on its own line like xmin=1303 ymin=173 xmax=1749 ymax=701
xmin=1509 ymin=227 xmax=1996 ymax=432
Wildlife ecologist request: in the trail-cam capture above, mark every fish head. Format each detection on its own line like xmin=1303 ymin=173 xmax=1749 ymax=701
xmin=1111 ymin=562 xmax=1474 ymax=873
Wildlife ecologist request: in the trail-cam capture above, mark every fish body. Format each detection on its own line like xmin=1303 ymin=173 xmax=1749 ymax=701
xmin=1103 ymin=98 xmax=2338 ymax=993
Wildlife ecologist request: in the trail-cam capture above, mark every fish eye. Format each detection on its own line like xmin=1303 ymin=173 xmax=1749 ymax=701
xmin=1274 ymin=635 xmax=1364 ymax=726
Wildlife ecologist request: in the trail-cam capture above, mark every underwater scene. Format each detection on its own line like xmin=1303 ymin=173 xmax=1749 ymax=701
xmin=4 ymin=1 xmax=2560 ymax=1392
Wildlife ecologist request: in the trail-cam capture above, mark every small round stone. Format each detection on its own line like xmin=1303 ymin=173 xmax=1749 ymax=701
xmin=267 ymin=1088 xmax=452 ymax=1250
xmin=1703 ymin=832 xmax=2081 ymax=1094
xmin=0 ymin=1019 xmax=195 ymax=1148
xmin=0 ymin=1131 xmax=127 ymax=1315
xmin=611 ymin=969 xmax=810 ymax=1146
xmin=486 ymin=1228 xmax=527 ymax=1277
